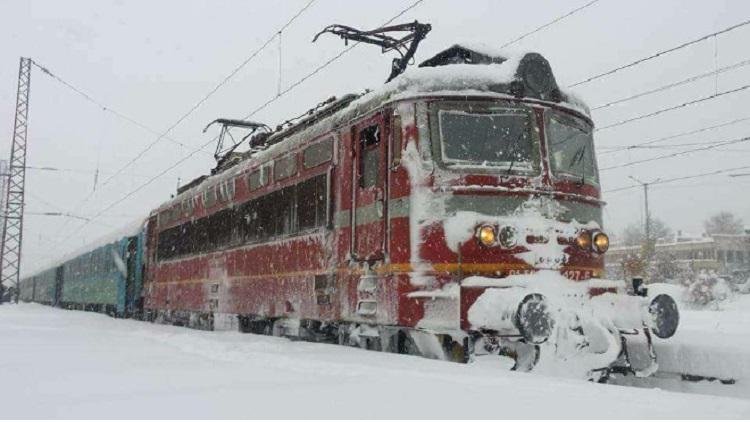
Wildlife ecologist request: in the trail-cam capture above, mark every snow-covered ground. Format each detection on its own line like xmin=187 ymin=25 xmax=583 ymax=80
xmin=1 ymin=302 xmax=749 ymax=419
xmin=611 ymin=294 xmax=750 ymax=398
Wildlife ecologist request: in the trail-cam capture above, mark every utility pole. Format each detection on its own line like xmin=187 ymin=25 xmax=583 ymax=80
xmin=0 ymin=57 xmax=32 ymax=303
xmin=0 ymin=160 xmax=6 ymax=303
xmin=629 ymin=176 xmax=660 ymax=265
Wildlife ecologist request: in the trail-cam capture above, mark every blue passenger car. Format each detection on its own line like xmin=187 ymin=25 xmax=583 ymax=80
xmin=19 ymin=226 xmax=145 ymax=317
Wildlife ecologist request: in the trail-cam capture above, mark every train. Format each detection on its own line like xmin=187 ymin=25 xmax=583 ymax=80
xmin=19 ymin=42 xmax=680 ymax=381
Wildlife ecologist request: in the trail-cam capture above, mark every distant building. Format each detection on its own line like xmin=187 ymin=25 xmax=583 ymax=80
xmin=606 ymin=231 xmax=750 ymax=281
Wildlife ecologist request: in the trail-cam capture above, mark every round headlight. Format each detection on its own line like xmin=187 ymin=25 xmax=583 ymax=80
xmin=576 ymin=231 xmax=592 ymax=250
xmin=477 ymin=225 xmax=496 ymax=247
xmin=593 ymin=232 xmax=609 ymax=253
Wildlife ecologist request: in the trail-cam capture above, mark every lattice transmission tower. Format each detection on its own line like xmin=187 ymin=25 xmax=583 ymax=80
xmin=0 ymin=57 xmax=32 ymax=303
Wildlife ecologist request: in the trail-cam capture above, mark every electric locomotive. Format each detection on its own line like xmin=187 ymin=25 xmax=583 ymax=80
xmin=21 ymin=22 xmax=679 ymax=380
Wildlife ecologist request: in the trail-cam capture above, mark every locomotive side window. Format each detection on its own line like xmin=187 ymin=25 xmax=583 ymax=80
xmin=274 ymin=155 xmax=298 ymax=181
xmin=247 ymin=170 xmax=265 ymax=191
xmin=204 ymin=186 xmax=217 ymax=208
xmin=157 ymin=173 xmax=330 ymax=261
xmin=303 ymin=138 xmax=333 ymax=169
xmin=359 ymin=124 xmax=381 ymax=188
xmin=547 ymin=110 xmax=598 ymax=185
xmin=217 ymin=179 xmax=235 ymax=202
xmin=297 ymin=175 xmax=327 ymax=231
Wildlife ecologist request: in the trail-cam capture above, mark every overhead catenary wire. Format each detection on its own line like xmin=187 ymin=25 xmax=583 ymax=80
xmin=25 ymin=165 xmax=152 ymax=178
xmin=569 ymin=18 xmax=750 ymax=87
xmin=597 ymin=115 xmax=750 ymax=154
xmin=30 ymin=61 xmax=202 ymax=153
xmin=243 ymin=0 xmax=425 ymax=121
xmin=603 ymin=165 xmax=750 ymax=193
xmin=99 ymin=0 xmax=318 ymax=188
xmin=38 ymin=0 xmax=318 ymax=253
xmin=591 ymin=57 xmax=750 ymax=110
xmin=499 ymin=0 xmax=601 ymax=49
xmin=46 ymin=0 xmax=425 ymax=253
xmin=599 ymin=135 xmax=750 ymax=171
xmin=595 ymin=83 xmax=750 ymax=132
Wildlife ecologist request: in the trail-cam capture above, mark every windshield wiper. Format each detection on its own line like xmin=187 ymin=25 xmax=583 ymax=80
xmin=568 ymin=144 xmax=587 ymax=186
xmin=505 ymin=122 xmax=529 ymax=176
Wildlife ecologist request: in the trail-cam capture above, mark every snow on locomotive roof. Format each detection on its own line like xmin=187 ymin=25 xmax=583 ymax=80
xmin=156 ymin=45 xmax=591 ymax=212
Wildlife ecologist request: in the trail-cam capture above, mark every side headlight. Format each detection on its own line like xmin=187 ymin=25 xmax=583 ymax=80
xmin=477 ymin=225 xmax=496 ymax=247
xmin=593 ymin=232 xmax=609 ymax=253
xmin=575 ymin=231 xmax=591 ymax=250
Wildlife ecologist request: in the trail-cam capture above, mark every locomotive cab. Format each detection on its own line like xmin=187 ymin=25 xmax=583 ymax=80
xmin=384 ymin=45 xmax=678 ymax=378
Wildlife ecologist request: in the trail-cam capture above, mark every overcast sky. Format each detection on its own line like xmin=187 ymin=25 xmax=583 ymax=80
xmin=1 ymin=0 xmax=750 ymax=274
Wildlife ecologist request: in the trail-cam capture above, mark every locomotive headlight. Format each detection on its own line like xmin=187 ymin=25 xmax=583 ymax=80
xmin=593 ymin=232 xmax=609 ymax=253
xmin=575 ymin=231 xmax=592 ymax=250
xmin=477 ymin=225 xmax=496 ymax=247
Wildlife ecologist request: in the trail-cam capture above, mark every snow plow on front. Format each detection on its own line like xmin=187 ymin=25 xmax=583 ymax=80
xmin=19 ymin=22 xmax=681 ymax=382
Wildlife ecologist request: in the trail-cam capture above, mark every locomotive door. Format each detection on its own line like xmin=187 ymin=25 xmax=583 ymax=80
xmin=352 ymin=113 xmax=388 ymax=262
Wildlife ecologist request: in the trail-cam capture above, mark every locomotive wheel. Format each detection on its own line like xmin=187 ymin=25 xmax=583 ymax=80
xmin=397 ymin=330 xmax=420 ymax=356
xmin=499 ymin=341 xmax=540 ymax=372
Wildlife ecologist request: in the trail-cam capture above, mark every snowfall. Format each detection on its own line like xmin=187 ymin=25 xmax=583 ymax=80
xmin=2 ymin=296 xmax=750 ymax=419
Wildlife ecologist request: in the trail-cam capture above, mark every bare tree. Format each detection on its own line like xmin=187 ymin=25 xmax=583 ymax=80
xmin=621 ymin=217 xmax=674 ymax=246
xmin=703 ymin=211 xmax=744 ymax=235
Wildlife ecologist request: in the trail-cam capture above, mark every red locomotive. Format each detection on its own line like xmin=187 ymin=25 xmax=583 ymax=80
xmin=142 ymin=23 xmax=679 ymax=380
xmin=18 ymin=23 xmax=678 ymax=380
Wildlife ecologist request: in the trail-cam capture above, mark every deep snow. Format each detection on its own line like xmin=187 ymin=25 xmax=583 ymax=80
xmin=1 ymin=303 xmax=749 ymax=418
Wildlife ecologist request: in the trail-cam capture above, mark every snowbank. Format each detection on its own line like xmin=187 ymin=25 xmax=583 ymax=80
xmin=1 ymin=303 xmax=748 ymax=418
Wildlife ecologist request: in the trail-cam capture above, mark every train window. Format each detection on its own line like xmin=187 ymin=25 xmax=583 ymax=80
xmin=204 ymin=186 xmax=217 ymax=208
xmin=303 ymin=138 xmax=333 ymax=169
xmin=276 ymin=186 xmax=296 ymax=235
xmin=359 ymin=124 xmax=381 ymax=188
xmin=298 ymin=174 xmax=327 ymax=231
xmin=158 ymin=209 xmax=169 ymax=227
xmin=217 ymin=179 xmax=235 ymax=202
xmin=439 ymin=108 xmax=533 ymax=171
xmin=547 ymin=110 xmax=598 ymax=185
xmin=247 ymin=170 xmax=263 ymax=191
xmin=274 ymin=155 xmax=297 ymax=181
xmin=181 ymin=200 xmax=192 ymax=216
xmin=157 ymin=172 xmax=330 ymax=261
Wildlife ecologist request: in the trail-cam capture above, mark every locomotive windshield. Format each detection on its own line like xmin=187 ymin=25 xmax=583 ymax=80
xmin=436 ymin=105 xmax=536 ymax=173
xmin=547 ymin=111 xmax=598 ymax=185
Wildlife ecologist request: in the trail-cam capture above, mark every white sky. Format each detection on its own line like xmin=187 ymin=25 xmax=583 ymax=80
xmin=1 ymin=0 xmax=750 ymax=273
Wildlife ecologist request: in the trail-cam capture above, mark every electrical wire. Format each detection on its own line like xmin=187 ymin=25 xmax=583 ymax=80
xmin=595 ymin=84 xmax=750 ymax=132
xmin=603 ymin=165 xmax=750 ymax=193
xmin=30 ymin=60 xmax=201 ymax=153
xmin=599 ymin=135 xmax=750 ymax=171
xmin=499 ymin=0 xmax=601 ymax=49
xmin=37 ymin=0 xmax=319 ymax=254
xmin=591 ymin=57 xmax=750 ymax=110
xmin=99 ymin=0 xmax=318 ymax=188
xmin=46 ymin=0 xmax=425 ymax=252
xmin=570 ymin=18 xmax=750 ymax=87
xmin=597 ymin=115 xmax=750 ymax=154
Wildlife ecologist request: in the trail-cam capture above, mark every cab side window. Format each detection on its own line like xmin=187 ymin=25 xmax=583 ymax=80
xmin=359 ymin=124 xmax=380 ymax=188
